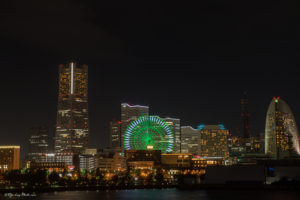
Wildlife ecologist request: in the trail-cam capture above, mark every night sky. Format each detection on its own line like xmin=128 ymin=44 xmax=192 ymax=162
xmin=0 ymin=0 xmax=299 ymax=158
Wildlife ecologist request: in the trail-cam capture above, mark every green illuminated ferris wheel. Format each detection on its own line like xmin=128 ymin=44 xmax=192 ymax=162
xmin=124 ymin=116 xmax=174 ymax=153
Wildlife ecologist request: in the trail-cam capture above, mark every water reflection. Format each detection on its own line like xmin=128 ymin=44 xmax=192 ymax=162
xmin=1 ymin=189 xmax=299 ymax=200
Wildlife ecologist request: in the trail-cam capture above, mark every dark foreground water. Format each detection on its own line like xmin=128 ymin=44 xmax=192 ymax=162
xmin=1 ymin=189 xmax=300 ymax=200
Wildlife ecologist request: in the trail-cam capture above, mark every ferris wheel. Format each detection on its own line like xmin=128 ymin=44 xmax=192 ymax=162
xmin=124 ymin=116 xmax=174 ymax=153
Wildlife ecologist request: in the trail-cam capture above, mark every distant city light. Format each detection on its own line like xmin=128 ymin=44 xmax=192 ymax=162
xmin=147 ymin=145 xmax=154 ymax=149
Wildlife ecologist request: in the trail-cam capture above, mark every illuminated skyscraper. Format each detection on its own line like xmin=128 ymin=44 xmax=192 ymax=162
xmin=109 ymin=120 xmax=122 ymax=149
xmin=265 ymin=97 xmax=300 ymax=159
xmin=162 ymin=117 xmax=181 ymax=153
xmin=55 ymin=62 xmax=89 ymax=153
xmin=181 ymin=126 xmax=199 ymax=154
xmin=121 ymin=103 xmax=149 ymax=150
xmin=29 ymin=126 xmax=49 ymax=154
xmin=198 ymin=124 xmax=229 ymax=160
xmin=28 ymin=125 xmax=49 ymax=161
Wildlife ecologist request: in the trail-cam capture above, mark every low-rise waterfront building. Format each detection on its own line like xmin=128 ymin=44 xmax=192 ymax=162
xmin=97 ymin=150 xmax=125 ymax=171
xmin=161 ymin=153 xmax=192 ymax=169
xmin=0 ymin=146 xmax=20 ymax=171
xmin=27 ymin=152 xmax=76 ymax=171
xmin=125 ymin=150 xmax=161 ymax=169
xmin=191 ymin=156 xmax=223 ymax=168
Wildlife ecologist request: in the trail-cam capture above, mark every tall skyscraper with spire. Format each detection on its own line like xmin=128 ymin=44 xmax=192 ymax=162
xmin=55 ymin=62 xmax=89 ymax=153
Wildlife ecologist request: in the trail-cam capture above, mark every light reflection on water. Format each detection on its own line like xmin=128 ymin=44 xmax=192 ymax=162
xmin=1 ymin=189 xmax=300 ymax=200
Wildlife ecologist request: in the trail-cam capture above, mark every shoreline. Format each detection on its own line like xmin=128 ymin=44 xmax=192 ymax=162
xmin=0 ymin=185 xmax=175 ymax=194
xmin=177 ymin=184 xmax=300 ymax=190
xmin=2 ymin=184 xmax=300 ymax=194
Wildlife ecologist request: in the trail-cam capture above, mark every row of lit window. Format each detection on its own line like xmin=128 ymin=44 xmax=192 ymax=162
xmin=0 ymin=165 xmax=8 ymax=169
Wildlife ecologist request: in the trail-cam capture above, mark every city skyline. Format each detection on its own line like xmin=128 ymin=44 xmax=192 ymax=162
xmin=1 ymin=0 xmax=299 ymax=159
xmin=1 ymin=62 xmax=300 ymax=158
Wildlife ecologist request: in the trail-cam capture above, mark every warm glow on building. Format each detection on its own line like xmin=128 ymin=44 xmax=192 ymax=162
xmin=147 ymin=145 xmax=153 ymax=149
xmin=55 ymin=62 xmax=89 ymax=153
xmin=265 ymin=97 xmax=300 ymax=159
xmin=0 ymin=146 xmax=20 ymax=171
xmin=198 ymin=125 xmax=229 ymax=160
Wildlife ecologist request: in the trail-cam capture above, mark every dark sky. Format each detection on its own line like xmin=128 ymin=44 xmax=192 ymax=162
xmin=0 ymin=0 xmax=299 ymax=158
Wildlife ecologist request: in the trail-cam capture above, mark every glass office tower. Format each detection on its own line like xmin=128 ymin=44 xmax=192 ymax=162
xmin=55 ymin=62 xmax=89 ymax=153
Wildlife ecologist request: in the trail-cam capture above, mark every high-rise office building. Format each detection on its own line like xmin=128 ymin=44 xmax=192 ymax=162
xmin=29 ymin=126 xmax=49 ymax=153
xmin=109 ymin=120 xmax=122 ymax=149
xmin=28 ymin=125 xmax=49 ymax=161
xmin=162 ymin=117 xmax=181 ymax=153
xmin=55 ymin=62 xmax=89 ymax=153
xmin=181 ymin=126 xmax=199 ymax=154
xmin=265 ymin=97 xmax=300 ymax=159
xmin=0 ymin=146 xmax=20 ymax=171
xmin=121 ymin=103 xmax=149 ymax=150
xmin=198 ymin=124 xmax=229 ymax=160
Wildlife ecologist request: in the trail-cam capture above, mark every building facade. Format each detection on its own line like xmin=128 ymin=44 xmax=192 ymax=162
xmin=265 ymin=97 xmax=300 ymax=159
xmin=125 ymin=150 xmax=161 ymax=169
xmin=181 ymin=126 xmax=199 ymax=154
xmin=161 ymin=153 xmax=192 ymax=168
xmin=97 ymin=151 xmax=125 ymax=171
xmin=0 ymin=146 xmax=20 ymax=171
xmin=198 ymin=124 xmax=229 ymax=160
xmin=191 ymin=156 xmax=223 ymax=168
xmin=163 ymin=117 xmax=181 ymax=153
xmin=79 ymin=148 xmax=98 ymax=172
xmin=121 ymin=103 xmax=149 ymax=150
xmin=28 ymin=125 xmax=49 ymax=161
xmin=28 ymin=153 xmax=74 ymax=165
xmin=55 ymin=62 xmax=89 ymax=153
xmin=79 ymin=154 xmax=96 ymax=172
xmin=109 ymin=120 xmax=122 ymax=149
xmin=28 ymin=153 xmax=76 ymax=172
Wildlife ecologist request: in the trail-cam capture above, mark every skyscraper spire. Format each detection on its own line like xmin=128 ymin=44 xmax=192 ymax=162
xmin=55 ymin=62 xmax=89 ymax=153
xmin=241 ymin=91 xmax=250 ymax=138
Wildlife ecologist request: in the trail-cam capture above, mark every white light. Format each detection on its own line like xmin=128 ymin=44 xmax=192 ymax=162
xmin=71 ymin=62 xmax=74 ymax=94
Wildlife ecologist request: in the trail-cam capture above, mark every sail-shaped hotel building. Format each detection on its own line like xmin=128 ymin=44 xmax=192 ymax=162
xmin=265 ymin=97 xmax=300 ymax=159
